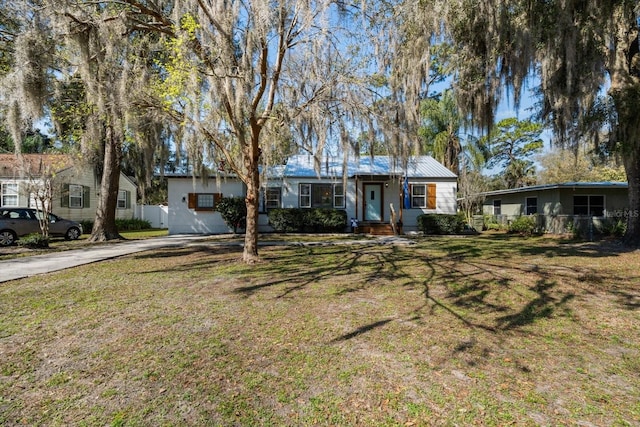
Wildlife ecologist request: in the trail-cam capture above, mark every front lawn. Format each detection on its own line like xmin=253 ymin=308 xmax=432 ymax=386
xmin=1 ymin=235 xmax=638 ymax=425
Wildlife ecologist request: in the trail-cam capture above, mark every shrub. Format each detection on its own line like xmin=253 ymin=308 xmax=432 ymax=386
xmin=267 ymin=208 xmax=304 ymax=232
xmin=596 ymin=218 xmax=627 ymax=238
xmin=508 ymin=215 xmax=538 ymax=236
xmin=417 ymin=213 xmax=467 ymax=235
xmin=80 ymin=218 xmax=152 ymax=234
xmin=115 ymin=218 xmax=152 ymax=231
xmin=268 ymin=208 xmax=347 ymax=233
xmin=17 ymin=233 xmax=49 ymax=248
xmin=216 ymin=197 xmax=247 ymax=233
xmin=80 ymin=220 xmax=93 ymax=234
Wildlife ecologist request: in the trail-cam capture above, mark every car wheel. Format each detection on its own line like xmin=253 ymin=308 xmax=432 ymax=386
xmin=65 ymin=227 xmax=81 ymax=241
xmin=0 ymin=229 xmax=17 ymax=246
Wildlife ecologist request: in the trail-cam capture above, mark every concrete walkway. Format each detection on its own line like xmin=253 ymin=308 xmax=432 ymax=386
xmin=0 ymin=234 xmax=415 ymax=283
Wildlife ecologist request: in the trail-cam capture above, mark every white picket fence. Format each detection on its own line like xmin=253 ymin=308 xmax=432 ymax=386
xmin=135 ymin=205 xmax=168 ymax=229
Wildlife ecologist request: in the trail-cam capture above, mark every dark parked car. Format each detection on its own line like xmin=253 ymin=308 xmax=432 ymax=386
xmin=0 ymin=207 xmax=83 ymax=246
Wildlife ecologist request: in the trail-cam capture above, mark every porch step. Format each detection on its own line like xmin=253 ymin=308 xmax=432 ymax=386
xmin=355 ymin=223 xmax=396 ymax=236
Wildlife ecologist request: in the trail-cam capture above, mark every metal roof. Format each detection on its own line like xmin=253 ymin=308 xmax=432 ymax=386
xmin=283 ymin=155 xmax=457 ymax=179
xmin=480 ymin=182 xmax=628 ymax=197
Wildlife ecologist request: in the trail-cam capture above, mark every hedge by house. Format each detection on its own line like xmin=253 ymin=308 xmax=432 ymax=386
xmin=268 ymin=208 xmax=347 ymax=233
xmin=216 ymin=196 xmax=247 ymax=233
xmin=417 ymin=213 xmax=467 ymax=235
xmin=507 ymin=215 xmax=539 ymax=236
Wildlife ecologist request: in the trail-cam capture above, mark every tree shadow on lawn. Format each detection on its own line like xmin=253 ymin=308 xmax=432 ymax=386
xmin=336 ymin=244 xmax=633 ymax=342
xmin=132 ymin=245 xmax=245 ymax=273
xmin=439 ymin=233 xmax=629 ymax=260
xmin=233 ymin=245 xmax=391 ymax=298
xmin=133 ymin=239 xmax=639 ymax=344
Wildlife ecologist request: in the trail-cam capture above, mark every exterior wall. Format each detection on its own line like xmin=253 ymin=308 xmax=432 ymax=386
xmin=557 ymin=187 xmax=629 ymax=216
xmin=167 ymin=174 xmax=458 ymax=235
xmin=400 ymin=178 xmax=458 ymax=232
xmin=481 ymin=186 xmax=631 ymax=235
xmin=483 ymin=187 xmax=630 ymax=218
xmin=116 ymin=174 xmax=138 ymax=220
xmin=280 ymin=176 xmax=457 ymax=232
xmin=167 ymin=178 xmax=246 ymax=234
xmin=1 ymin=167 xmax=136 ymax=222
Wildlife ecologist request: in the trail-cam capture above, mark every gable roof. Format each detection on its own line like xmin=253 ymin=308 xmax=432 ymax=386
xmin=0 ymin=154 xmax=74 ymax=178
xmin=480 ymin=182 xmax=629 ymax=197
xmin=282 ymin=155 xmax=457 ymax=179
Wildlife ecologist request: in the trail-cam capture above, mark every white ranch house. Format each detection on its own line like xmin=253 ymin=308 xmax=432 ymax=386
xmin=167 ymin=154 xmax=457 ymax=235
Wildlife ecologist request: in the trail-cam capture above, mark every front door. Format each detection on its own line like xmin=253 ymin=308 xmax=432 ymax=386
xmin=363 ymin=183 xmax=383 ymax=221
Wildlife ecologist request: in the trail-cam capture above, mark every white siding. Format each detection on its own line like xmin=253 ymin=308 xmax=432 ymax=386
xmin=167 ymin=178 xmax=245 ymax=235
xmin=166 ymin=166 xmax=458 ymax=234
xmin=399 ymin=179 xmax=458 ymax=232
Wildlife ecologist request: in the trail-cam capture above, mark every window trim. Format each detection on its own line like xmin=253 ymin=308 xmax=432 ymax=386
xmin=69 ymin=184 xmax=84 ymax=209
xmin=188 ymin=192 xmax=222 ymax=211
xmin=493 ymin=199 xmax=502 ymax=216
xmin=1 ymin=182 xmax=19 ymax=207
xmin=525 ymin=197 xmax=538 ymax=215
xmin=264 ymin=187 xmax=282 ymax=211
xmin=409 ymin=183 xmax=436 ymax=209
xmin=573 ymin=194 xmax=605 ymax=216
xmin=299 ymin=183 xmax=345 ymax=209
xmin=117 ymin=190 xmax=128 ymax=209
xmin=333 ymin=184 xmax=345 ymax=208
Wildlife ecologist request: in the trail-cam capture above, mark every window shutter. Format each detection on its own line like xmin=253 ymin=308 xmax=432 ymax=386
xmin=214 ymin=193 xmax=222 ymax=209
xmin=83 ymin=186 xmax=91 ymax=208
xmin=427 ymin=184 xmax=436 ymax=209
xmin=61 ymin=184 xmax=69 ymax=207
xmin=188 ymin=193 xmax=196 ymax=209
xmin=125 ymin=190 xmax=131 ymax=209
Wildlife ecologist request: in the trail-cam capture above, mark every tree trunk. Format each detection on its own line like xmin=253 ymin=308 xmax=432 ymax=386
xmin=623 ymin=145 xmax=640 ymax=246
xmin=90 ymin=127 xmax=123 ymax=242
xmin=242 ymin=135 xmax=261 ymax=263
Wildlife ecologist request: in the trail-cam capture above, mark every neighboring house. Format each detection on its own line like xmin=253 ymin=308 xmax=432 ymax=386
xmin=0 ymin=154 xmax=137 ymax=222
xmin=480 ymin=182 xmax=631 ymax=233
xmin=167 ymin=154 xmax=458 ymax=235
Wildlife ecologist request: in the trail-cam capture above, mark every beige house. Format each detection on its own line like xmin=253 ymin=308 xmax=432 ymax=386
xmin=0 ymin=154 xmax=137 ymax=222
xmin=480 ymin=182 xmax=631 ymax=233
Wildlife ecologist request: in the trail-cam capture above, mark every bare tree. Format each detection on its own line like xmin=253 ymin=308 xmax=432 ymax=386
xmin=16 ymin=155 xmax=71 ymax=239
xmin=115 ymin=0 xmax=365 ymax=263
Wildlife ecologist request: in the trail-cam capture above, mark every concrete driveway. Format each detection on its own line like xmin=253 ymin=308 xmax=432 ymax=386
xmin=0 ymin=234 xmax=416 ymax=283
xmin=0 ymin=235 xmax=209 ymax=283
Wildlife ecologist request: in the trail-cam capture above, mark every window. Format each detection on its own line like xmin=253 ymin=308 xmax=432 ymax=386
xmin=493 ymin=200 xmax=502 ymax=215
xmin=1 ymin=183 xmax=19 ymax=207
xmin=61 ymin=184 xmax=90 ymax=209
xmin=69 ymin=184 xmax=84 ymax=208
xmin=188 ymin=192 xmax=221 ymax=211
xmin=299 ymin=183 xmax=345 ymax=208
xmin=525 ymin=197 xmax=538 ymax=215
xmin=334 ymin=184 xmax=345 ymax=208
xmin=299 ymin=184 xmax=311 ymax=208
xmin=574 ymin=195 xmax=604 ymax=216
xmin=117 ymin=190 xmax=130 ymax=209
xmin=410 ymin=183 xmax=436 ymax=209
xmin=265 ymin=187 xmax=281 ymax=211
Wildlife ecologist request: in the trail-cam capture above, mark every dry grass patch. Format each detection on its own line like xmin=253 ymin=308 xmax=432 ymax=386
xmin=1 ymin=235 xmax=639 ymax=426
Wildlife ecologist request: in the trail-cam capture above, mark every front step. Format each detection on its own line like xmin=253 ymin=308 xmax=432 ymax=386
xmin=355 ymin=223 xmax=396 ymax=236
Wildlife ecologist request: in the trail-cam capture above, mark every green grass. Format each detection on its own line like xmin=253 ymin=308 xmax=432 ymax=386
xmin=0 ymin=234 xmax=639 ymax=425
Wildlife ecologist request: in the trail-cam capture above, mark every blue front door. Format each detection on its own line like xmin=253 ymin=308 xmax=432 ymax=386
xmin=364 ymin=184 xmax=383 ymax=221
